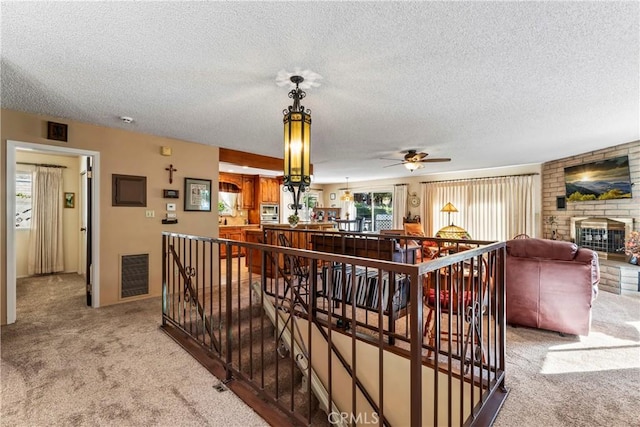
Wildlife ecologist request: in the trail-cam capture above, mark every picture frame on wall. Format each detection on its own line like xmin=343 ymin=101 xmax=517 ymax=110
xmin=64 ymin=192 xmax=75 ymax=208
xmin=184 ymin=177 xmax=212 ymax=211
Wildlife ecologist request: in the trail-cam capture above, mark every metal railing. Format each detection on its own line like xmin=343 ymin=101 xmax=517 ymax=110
xmin=161 ymin=229 xmax=507 ymax=426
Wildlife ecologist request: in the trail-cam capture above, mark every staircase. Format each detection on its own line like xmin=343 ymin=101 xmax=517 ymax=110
xmin=161 ymin=232 xmax=510 ymax=427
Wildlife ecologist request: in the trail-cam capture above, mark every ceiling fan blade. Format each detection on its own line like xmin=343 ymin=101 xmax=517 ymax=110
xmin=418 ymin=158 xmax=451 ymax=163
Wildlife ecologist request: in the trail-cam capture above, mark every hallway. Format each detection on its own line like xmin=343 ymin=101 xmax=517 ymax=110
xmin=0 ymin=273 xmax=267 ymax=426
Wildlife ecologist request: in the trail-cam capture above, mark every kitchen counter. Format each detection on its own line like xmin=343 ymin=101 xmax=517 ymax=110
xmin=219 ymin=224 xmax=260 ymax=228
xmin=261 ymin=222 xmax=337 ymax=230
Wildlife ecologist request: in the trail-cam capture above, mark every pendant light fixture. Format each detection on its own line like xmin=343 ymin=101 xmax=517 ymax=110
xmin=282 ymin=75 xmax=312 ymax=215
xmin=340 ymin=177 xmax=352 ymax=202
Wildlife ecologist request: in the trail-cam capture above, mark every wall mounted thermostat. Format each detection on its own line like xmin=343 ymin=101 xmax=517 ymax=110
xmin=166 ymin=203 xmax=176 ymax=211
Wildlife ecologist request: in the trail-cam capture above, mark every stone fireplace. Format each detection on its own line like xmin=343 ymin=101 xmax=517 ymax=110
xmin=570 ymin=217 xmax=634 ymax=261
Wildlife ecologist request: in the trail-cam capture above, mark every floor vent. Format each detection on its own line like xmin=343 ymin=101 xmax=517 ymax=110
xmin=121 ymin=254 xmax=149 ymax=298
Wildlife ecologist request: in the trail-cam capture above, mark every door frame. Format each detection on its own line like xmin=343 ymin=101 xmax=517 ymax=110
xmin=6 ymin=140 xmax=101 ymax=324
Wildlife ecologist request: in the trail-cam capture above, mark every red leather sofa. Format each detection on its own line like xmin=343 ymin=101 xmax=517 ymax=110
xmin=506 ymin=238 xmax=599 ymax=336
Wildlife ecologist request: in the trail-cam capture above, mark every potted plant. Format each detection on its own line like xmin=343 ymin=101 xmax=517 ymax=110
xmin=625 ymin=231 xmax=639 ymax=265
xmin=288 ymin=214 xmax=299 ymax=228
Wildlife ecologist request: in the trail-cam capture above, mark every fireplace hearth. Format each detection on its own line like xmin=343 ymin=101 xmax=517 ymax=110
xmin=570 ymin=217 xmax=633 ymax=260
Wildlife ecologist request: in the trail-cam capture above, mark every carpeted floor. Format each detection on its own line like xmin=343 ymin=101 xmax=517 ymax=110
xmin=494 ymin=289 xmax=640 ymax=427
xmin=1 ymin=274 xmax=268 ymax=427
xmin=1 ymin=273 xmax=639 ymax=426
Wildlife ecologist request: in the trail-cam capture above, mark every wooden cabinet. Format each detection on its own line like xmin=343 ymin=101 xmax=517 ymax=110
xmin=219 ymin=172 xmax=242 ymax=188
xmin=244 ymin=229 xmax=275 ymax=277
xmin=219 ymin=226 xmax=245 ymax=258
xmin=259 ymin=177 xmax=280 ymax=204
xmin=313 ymin=207 xmax=341 ymax=221
xmin=241 ymin=175 xmax=255 ymax=209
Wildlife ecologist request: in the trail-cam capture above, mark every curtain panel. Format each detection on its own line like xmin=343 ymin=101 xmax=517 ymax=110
xmin=392 ymin=184 xmax=407 ymax=229
xmin=28 ymin=167 xmax=64 ymax=275
xmin=421 ymin=175 xmax=535 ymax=241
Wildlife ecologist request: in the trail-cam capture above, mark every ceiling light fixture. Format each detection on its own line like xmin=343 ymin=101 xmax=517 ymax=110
xmin=340 ymin=177 xmax=352 ymax=202
xmin=404 ymin=162 xmax=424 ymax=172
xmin=283 ymin=75 xmax=312 ymax=216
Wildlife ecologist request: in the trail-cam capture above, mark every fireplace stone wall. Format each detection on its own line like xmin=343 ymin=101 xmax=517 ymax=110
xmin=542 ymin=140 xmax=639 ymax=293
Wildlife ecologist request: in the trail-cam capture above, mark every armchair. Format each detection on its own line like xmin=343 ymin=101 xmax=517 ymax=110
xmin=506 ymin=238 xmax=599 ymax=336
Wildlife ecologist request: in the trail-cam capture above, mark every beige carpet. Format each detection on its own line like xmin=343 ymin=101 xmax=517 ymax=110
xmin=494 ymin=290 xmax=640 ymax=427
xmin=1 ymin=274 xmax=268 ymax=427
xmin=2 ymin=274 xmax=639 ymax=426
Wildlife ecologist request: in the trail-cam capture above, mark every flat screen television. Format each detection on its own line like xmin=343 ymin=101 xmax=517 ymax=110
xmin=564 ymin=155 xmax=633 ymax=202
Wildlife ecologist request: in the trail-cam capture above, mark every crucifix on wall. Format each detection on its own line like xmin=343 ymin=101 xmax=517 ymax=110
xmin=165 ymin=164 xmax=177 ymax=184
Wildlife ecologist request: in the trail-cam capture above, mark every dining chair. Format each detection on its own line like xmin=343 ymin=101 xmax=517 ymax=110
xmin=423 ymin=249 xmax=491 ymax=370
xmin=277 ymin=233 xmax=310 ymax=302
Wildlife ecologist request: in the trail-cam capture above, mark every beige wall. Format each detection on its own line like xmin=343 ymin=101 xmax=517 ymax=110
xmin=1 ymin=109 xmax=220 ymax=325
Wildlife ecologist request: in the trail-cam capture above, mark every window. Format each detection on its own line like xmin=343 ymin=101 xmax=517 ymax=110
xmin=16 ymin=171 xmax=32 ymax=229
xmin=353 ymin=191 xmax=393 ymax=232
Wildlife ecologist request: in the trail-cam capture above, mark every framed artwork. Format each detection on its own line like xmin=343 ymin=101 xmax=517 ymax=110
xmin=64 ymin=192 xmax=75 ymax=208
xmin=564 ymin=156 xmax=632 ymax=202
xmin=184 ymin=177 xmax=212 ymax=211
xmin=47 ymin=121 xmax=68 ymax=142
xmin=112 ymin=174 xmax=147 ymax=207
xmin=330 ymin=193 xmax=336 ymax=200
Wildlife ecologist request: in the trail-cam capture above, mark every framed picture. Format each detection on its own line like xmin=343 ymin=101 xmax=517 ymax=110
xmin=112 ymin=174 xmax=147 ymax=207
xmin=47 ymin=121 xmax=68 ymax=142
xmin=330 ymin=193 xmax=336 ymax=200
xmin=184 ymin=177 xmax=212 ymax=212
xmin=64 ymin=192 xmax=75 ymax=208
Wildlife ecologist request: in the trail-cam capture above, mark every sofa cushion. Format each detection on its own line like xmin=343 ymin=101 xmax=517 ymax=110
xmin=507 ymin=238 xmax=578 ymax=261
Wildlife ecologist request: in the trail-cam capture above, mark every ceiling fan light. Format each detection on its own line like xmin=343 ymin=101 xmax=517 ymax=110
xmin=404 ymin=162 xmax=423 ymax=171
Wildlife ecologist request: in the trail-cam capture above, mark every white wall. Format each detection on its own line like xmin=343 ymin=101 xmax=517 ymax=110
xmin=15 ymin=151 xmax=80 ymax=277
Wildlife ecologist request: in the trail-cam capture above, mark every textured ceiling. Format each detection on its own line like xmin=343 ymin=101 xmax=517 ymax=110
xmin=2 ymin=2 xmax=638 ymax=184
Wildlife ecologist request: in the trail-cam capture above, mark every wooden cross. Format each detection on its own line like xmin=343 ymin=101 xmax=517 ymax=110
xmin=165 ymin=164 xmax=177 ymax=184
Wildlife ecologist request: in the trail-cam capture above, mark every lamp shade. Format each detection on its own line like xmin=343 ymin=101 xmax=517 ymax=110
xmin=282 ymin=75 xmax=312 ymax=215
xmin=404 ymin=162 xmax=424 ymax=172
xmin=283 ymin=111 xmax=311 ymax=188
xmin=440 ymin=202 xmax=458 ymax=213
xmin=340 ymin=177 xmax=352 ymax=201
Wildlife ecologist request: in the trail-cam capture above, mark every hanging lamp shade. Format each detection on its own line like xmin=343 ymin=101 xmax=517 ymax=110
xmin=283 ymin=75 xmax=312 ymax=215
xmin=404 ymin=162 xmax=424 ymax=172
xmin=340 ymin=177 xmax=352 ymax=201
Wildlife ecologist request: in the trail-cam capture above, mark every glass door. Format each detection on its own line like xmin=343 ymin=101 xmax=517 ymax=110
xmin=353 ymin=191 xmax=393 ymax=232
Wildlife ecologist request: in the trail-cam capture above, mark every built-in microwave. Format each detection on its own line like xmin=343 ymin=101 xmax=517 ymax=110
xmin=260 ymin=204 xmax=279 ymax=224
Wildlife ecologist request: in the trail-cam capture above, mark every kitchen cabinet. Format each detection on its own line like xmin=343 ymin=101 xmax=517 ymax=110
xmin=241 ymin=175 xmax=255 ymax=209
xmin=259 ymin=177 xmax=280 ymax=204
xmin=219 ymin=226 xmax=245 ymax=258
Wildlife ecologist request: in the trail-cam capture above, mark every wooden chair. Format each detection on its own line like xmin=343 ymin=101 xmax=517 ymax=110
xmin=423 ymin=249 xmax=491 ymax=370
xmin=512 ymin=233 xmax=530 ymax=239
xmin=277 ymin=234 xmax=310 ymax=302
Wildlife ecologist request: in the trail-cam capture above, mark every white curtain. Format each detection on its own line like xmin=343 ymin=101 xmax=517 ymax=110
xmin=28 ymin=167 xmax=64 ymax=274
xmin=422 ymin=175 xmax=535 ymax=241
xmin=392 ymin=184 xmax=407 ymax=229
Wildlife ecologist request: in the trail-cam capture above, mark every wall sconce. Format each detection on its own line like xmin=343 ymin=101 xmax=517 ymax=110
xmin=161 ymin=146 xmax=172 ymax=156
xmin=283 ymin=75 xmax=312 ymax=215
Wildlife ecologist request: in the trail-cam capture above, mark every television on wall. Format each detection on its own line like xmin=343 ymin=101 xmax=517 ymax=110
xmin=564 ymin=156 xmax=633 ymax=202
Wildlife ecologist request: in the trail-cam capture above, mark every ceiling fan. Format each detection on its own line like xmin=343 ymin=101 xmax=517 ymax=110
xmin=382 ymin=150 xmax=451 ymax=172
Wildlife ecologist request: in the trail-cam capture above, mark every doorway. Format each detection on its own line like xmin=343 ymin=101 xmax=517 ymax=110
xmin=6 ymin=140 xmax=101 ymax=324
